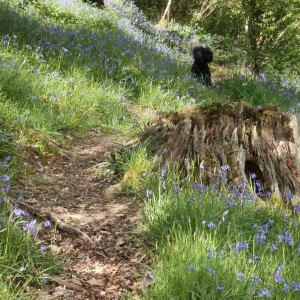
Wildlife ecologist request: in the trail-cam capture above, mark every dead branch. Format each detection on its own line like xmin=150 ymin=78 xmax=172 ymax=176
xmin=16 ymin=201 xmax=95 ymax=246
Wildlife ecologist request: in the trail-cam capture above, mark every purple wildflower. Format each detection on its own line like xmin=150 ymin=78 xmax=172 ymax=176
xmin=2 ymin=173 xmax=9 ymax=181
xmin=252 ymin=256 xmax=260 ymax=262
xmin=283 ymin=283 xmax=290 ymax=293
xmin=270 ymin=244 xmax=278 ymax=251
xmin=173 ymin=183 xmax=179 ymax=193
xmin=207 ymin=222 xmax=216 ymax=229
xmin=206 ymin=268 xmax=215 ymax=276
xmin=145 ymin=274 xmax=155 ymax=286
xmin=23 ymin=219 xmax=38 ymax=235
xmin=217 ymin=284 xmax=224 ymax=291
xmin=220 ymin=164 xmax=230 ymax=171
xmin=42 ymin=220 xmax=52 ymax=228
xmin=3 ymin=184 xmax=10 ymax=193
xmin=237 ymin=272 xmax=246 ymax=281
xmin=291 ymin=282 xmax=300 ymax=291
xmin=16 ymin=195 xmax=24 ymax=201
xmin=13 ymin=208 xmax=30 ymax=217
xmin=258 ymin=288 xmax=270 ymax=298
xmin=252 ymin=276 xmax=262 ymax=284
xmin=265 ymin=191 xmax=271 ymax=198
xmin=278 ymin=230 xmax=294 ymax=246
xmin=145 ymin=189 xmax=153 ymax=198
xmin=285 ymin=190 xmax=292 ymax=201
xmin=274 ymin=272 xmax=285 ymax=283
xmin=161 ymin=168 xmax=167 ymax=177
xmin=234 ymin=241 xmax=248 ymax=252
xmin=185 ymin=264 xmax=197 ymax=270
xmin=40 ymin=245 xmax=47 ymax=254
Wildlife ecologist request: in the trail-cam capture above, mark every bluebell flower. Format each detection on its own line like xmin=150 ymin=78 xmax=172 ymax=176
xmin=207 ymin=222 xmax=216 ymax=229
xmin=206 ymin=267 xmax=215 ymax=276
xmin=252 ymin=276 xmax=262 ymax=284
xmin=162 ymin=148 xmax=168 ymax=155
xmin=291 ymin=282 xmax=300 ymax=291
xmin=217 ymin=284 xmax=224 ymax=291
xmin=2 ymin=174 xmax=10 ymax=181
xmin=265 ymin=191 xmax=271 ymax=198
xmin=23 ymin=219 xmax=37 ymax=235
xmin=237 ymin=272 xmax=246 ymax=281
xmin=173 ymin=183 xmax=179 ymax=193
xmin=40 ymin=245 xmax=47 ymax=254
xmin=43 ymin=220 xmax=52 ymax=228
xmin=274 ymin=272 xmax=285 ymax=283
xmin=185 ymin=264 xmax=197 ymax=270
xmin=220 ymin=164 xmax=230 ymax=171
xmin=17 ymin=195 xmax=24 ymax=201
xmin=252 ymin=256 xmax=260 ymax=263
xmin=270 ymin=244 xmax=278 ymax=251
xmin=285 ymin=190 xmax=292 ymax=201
xmin=161 ymin=168 xmax=167 ymax=177
xmin=14 ymin=208 xmax=29 ymax=217
xmin=258 ymin=288 xmax=270 ymax=298
xmin=278 ymin=230 xmax=294 ymax=246
xmin=145 ymin=274 xmax=155 ymax=286
xmin=283 ymin=283 xmax=290 ymax=293
xmin=234 ymin=241 xmax=248 ymax=252
xmin=145 ymin=189 xmax=153 ymax=198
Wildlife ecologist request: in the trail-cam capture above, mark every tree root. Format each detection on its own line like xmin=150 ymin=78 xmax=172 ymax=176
xmin=16 ymin=201 xmax=95 ymax=247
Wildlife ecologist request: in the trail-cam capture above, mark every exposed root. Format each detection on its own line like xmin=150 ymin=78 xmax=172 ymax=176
xmin=16 ymin=201 xmax=95 ymax=247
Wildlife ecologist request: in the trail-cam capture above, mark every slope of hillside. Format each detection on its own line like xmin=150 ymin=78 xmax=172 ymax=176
xmin=0 ymin=0 xmax=300 ymax=299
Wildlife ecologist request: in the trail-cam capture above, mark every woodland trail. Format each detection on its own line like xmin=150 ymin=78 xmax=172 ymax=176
xmin=21 ymin=129 xmax=145 ymax=300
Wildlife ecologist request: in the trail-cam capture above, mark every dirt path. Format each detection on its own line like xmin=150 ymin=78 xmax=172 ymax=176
xmin=21 ymin=129 xmax=145 ymax=299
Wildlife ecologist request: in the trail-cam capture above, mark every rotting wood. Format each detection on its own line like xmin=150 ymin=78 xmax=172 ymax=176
xmin=140 ymin=102 xmax=300 ymax=203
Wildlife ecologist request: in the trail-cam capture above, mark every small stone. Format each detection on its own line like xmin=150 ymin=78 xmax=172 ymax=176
xmin=104 ymin=183 xmax=124 ymax=199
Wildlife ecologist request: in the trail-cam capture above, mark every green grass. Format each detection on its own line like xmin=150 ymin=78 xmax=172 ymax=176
xmin=140 ymin=169 xmax=300 ymax=299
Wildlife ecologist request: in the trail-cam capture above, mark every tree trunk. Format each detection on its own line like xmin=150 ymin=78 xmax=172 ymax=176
xmin=159 ymin=0 xmax=172 ymax=25
xmin=141 ymin=102 xmax=300 ymax=203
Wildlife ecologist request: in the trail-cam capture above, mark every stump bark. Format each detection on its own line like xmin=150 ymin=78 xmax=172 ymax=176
xmin=141 ymin=102 xmax=300 ymax=203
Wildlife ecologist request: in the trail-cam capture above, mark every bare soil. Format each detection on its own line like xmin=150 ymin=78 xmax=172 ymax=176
xmin=21 ymin=129 xmax=146 ymax=300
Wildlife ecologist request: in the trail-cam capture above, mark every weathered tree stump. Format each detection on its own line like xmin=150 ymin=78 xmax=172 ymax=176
xmin=141 ymin=102 xmax=300 ymax=203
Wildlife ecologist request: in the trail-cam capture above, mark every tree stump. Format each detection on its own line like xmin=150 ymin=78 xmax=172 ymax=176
xmin=141 ymin=102 xmax=300 ymax=203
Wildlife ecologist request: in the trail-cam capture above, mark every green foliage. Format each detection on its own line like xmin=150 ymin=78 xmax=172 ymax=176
xmin=140 ymin=167 xmax=300 ymax=299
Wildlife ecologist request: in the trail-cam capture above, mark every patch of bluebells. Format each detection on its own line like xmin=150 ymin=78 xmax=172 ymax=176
xmin=254 ymin=219 xmax=274 ymax=245
xmin=0 ymin=155 xmax=52 ymax=245
xmin=236 ymin=71 xmax=300 ymax=113
xmin=274 ymin=264 xmax=285 ymax=283
xmin=258 ymin=288 xmax=270 ymax=299
xmin=278 ymin=229 xmax=294 ymax=246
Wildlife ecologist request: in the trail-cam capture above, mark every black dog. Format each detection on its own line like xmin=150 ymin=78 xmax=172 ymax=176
xmin=191 ymin=46 xmax=213 ymax=85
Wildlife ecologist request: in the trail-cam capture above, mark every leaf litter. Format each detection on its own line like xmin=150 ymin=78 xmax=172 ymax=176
xmin=21 ymin=129 xmax=147 ymax=299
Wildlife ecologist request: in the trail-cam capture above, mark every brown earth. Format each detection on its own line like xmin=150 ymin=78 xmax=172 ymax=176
xmin=20 ymin=129 xmax=147 ymax=300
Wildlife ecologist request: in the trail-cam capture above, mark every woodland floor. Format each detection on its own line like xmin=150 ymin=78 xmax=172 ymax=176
xmin=20 ymin=129 xmax=147 ymax=300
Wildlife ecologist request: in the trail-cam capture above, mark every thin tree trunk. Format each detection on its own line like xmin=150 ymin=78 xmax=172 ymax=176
xmin=159 ymin=0 xmax=172 ymax=25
